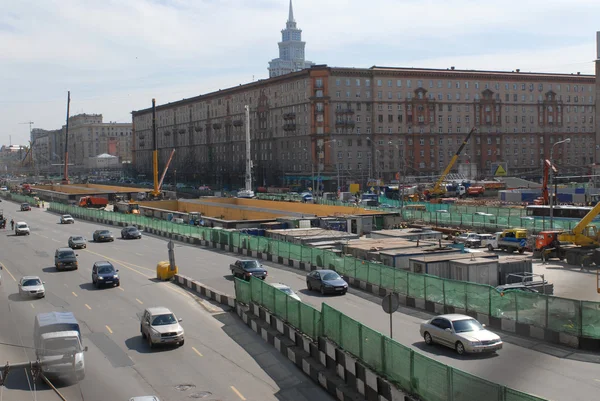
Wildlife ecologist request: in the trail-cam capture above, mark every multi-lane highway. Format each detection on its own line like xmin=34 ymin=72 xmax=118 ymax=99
xmin=0 ymin=200 xmax=334 ymax=401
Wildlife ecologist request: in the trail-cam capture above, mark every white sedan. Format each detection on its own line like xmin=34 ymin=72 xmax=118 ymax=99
xmin=270 ymin=283 xmax=301 ymax=301
xmin=60 ymin=214 xmax=75 ymax=224
xmin=419 ymin=314 xmax=502 ymax=355
xmin=19 ymin=276 xmax=45 ymax=298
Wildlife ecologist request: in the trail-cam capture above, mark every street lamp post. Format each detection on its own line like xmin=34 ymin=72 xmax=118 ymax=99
xmin=549 ymin=138 xmax=570 ymax=229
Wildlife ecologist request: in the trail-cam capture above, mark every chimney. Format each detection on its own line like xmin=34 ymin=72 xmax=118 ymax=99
xmin=451 ymin=66 xmax=455 ymax=70
xmin=516 ymin=69 xmax=520 ymax=73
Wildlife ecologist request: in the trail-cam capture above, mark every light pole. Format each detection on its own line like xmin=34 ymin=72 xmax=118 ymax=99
xmin=549 ymin=138 xmax=570 ymax=229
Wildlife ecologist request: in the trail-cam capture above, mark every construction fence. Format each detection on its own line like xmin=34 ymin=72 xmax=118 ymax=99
xmin=234 ymin=277 xmax=547 ymax=401
xmin=48 ymin=202 xmax=600 ymax=341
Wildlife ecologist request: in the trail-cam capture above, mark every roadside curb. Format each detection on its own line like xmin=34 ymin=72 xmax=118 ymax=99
xmin=47 ymin=206 xmax=599 ymax=351
xmin=173 ymin=273 xmax=416 ymax=401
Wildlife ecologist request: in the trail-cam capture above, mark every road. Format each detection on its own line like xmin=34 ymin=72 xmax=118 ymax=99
xmin=28 ymin=207 xmax=600 ymax=401
xmin=0 ymin=201 xmax=334 ymax=401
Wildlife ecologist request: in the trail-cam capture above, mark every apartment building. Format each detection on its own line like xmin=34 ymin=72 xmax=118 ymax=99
xmin=132 ymin=62 xmax=598 ymax=190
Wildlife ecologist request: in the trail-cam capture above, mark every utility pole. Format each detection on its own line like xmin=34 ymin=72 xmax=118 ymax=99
xmin=62 ymin=91 xmax=71 ymax=184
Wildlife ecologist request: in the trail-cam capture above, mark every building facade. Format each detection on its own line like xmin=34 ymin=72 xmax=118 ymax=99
xmin=132 ymin=64 xmax=598 ymax=190
xmin=31 ymin=114 xmax=133 ymax=173
xmin=268 ymin=0 xmax=314 ymax=78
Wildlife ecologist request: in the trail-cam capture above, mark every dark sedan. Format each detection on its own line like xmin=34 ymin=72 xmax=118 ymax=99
xmin=306 ymin=269 xmax=348 ymax=295
xmin=121 ymin=226 xmax=142 ymax=239
xmin=230 ymin=260 xmax=267 ymax=281
xmin=68 ymin=236 xmax=87 ymax=249
xmin=93 ymin=230 xmax=114 ymax=242
xmin=92 ymin=261 xmax=120 ymax=288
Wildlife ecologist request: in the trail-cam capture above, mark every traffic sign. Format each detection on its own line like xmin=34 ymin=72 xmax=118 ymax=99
xmin=382 ymin=293 xmax=399 ymax=314
xmin=494 ymin=165 xmax=507 ymax=176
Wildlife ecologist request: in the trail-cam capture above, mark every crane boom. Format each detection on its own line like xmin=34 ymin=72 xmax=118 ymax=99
xmin=157 ymin=149 xmax=176 ymax=192
xmin=430 ymin=127 xmax=476 ymax=195
xmin=572 ymin=201 xmax=600 ymax=236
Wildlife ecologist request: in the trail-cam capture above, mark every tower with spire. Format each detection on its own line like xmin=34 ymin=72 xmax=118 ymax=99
xmin=268 ymin=0 xmax=315 ymax=78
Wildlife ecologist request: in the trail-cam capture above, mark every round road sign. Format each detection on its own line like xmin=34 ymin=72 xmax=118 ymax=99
xmin=382 ymin=293 xmax=399 ymax=314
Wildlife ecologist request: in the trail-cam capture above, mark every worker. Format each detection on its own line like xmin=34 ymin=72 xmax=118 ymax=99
xmin=41 ymin=200 xmax=45 ymax=208
xmin=10 ymin=219 xmax=14 ymax=230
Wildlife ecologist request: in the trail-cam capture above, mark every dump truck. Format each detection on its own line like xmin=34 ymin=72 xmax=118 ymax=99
xmin=497 ymin=228 xmax=528 ymax=254
xmin=79 ymin=196 xmax=108 ymax=208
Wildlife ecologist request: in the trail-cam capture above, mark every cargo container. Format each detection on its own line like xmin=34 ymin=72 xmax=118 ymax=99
xmin=408 ymin=253 xmax=498 ymax=275
xmin=448 ymin=258 xmax=499 ymax=286
xmin=380 ymin=247 xmax=461 ymax=269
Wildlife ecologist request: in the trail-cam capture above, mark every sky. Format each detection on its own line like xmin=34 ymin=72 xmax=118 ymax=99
xmin=1 ymin=0 xmax=599 ymax=145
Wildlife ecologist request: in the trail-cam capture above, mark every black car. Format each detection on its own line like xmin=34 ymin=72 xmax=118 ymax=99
xmin=21 ymin=203 xmax=31 ymax=211
xmin=68 ymin=236 xmax=87 ymax=249
xmin=230 ymin=260 xmax=268 ymax=281
xmin=54 ymin=248 xmax=78 ymax=271
xmin=93 ymin=230 xmax=114 ymax=242
xmin=121 ymin=226 xmax=142 ymax=239
xmin=92 ymin=261 xmax=120 ymax=288
xmin=306 ymin=269 xmax=348 ymax=295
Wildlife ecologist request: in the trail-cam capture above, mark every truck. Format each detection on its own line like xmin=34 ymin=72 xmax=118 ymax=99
xmin=496 ymin=228 xmax=528 ymax=254
xmin=34 ymin=312 xmax=87 ymax=381
xmin=114 ymin=200 xmax=140 ymax=214
xmin=466 ymin=186 xmax=485 ymax=197
xmin=79 ymin=196 xmax=108 ymax=208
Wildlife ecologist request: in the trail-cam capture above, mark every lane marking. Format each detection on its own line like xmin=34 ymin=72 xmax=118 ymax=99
xmin=0 ymin=262 xmax=17 ymax=282
xmin=230 ymin=386 xmax=246 ymax=400
xmin=30 ymin=303 xmax=35 ymax=309
xmin=105 ymin=325 xmax=113 ymax=334
xmin=85 ymin=304 xmax=91 ymax=310
xmin=191 ymin=346 xmax=203 ymax=357
xmin=135 ymin=298 xmax=143 ymax=305
xmin=51 ymin=239 xmax=61 ymax=243
xmin=118 ymin=287 xmax=125 ymax=292
xmin=64 ymin=283 xmax=68 ymax=287
xmin=83 ymin=249 xmax=152 ymax=278
xmin=135 ymin=253 xmax=143 ymax=256
xmin=72 ymin=292 xmax=78 ymax=297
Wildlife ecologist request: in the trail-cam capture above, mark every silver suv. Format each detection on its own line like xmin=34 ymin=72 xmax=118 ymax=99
xmin=15 ymin=222 xmax=30 ymax=236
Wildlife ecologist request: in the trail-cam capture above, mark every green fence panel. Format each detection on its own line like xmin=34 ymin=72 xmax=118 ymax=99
xmin=547 ymin=297 xmax=581 ymax=336
xmin=247 ymin=236 xmax=259 ymax=252
xmin=286 ymin=297 xmax=301 ymax=330
xmin=262 ymin=281 xmax=276 ymax=312
xmin=231 ymin=232 xmax=240 ymax=248
xmin=360 ymin=325 xmax=383 ymax=372
xmin=289 ymin=244 xmax=302 ymax=261
xmin=383 ymin=338 xmax=412 ymax=391
xmin=278 ymin=241 xmax=290 ymax=259
xmin=323 ymin=250 xmax=337 ymax=270
xmin=299 ymin=303 xmax=321 ymax=339
xmin=355 ymin=260 xmax=369 ymax=282
xmin=340 ymin=313 xmax=361 ymax=357
xmin=516 ymin=292 xmax=546 ymax=327
xmin=412 ymin=353 xmax=449 ymax=401
xmin=490 ymin=290 xmax=516 ymax=320
xmin=274 ymin=288 xmax=288 ymax=321
xmin=425 ymin=276 xmax=444 ymax=304
xmin=380 ymin=266 xmax=395 ymax=290
xmin=250 ymin=276 xmax=263 ymax=304
xmin=234 ymin=278 xmax=251 ymax=304
xmin=504 ymin=388 xmax=549 ymax=401
xmin=257 ymin=237 xmax=271 ymax=254
xmin=445 ymin=280 xmax=468 ymax=310
xmin=322 ymin=304 xmax=341 ymax=342
xmin=367 ymin=262 xmax=382 ymax=287
xmin=343 ymin=257 xmax=357 ymax=278
xmin=407 ymin=273 xmax=425 ymax=299
xmin=312 ymin=248 xmax=324 ymax=267
xmin=220 ymin=231 xmax=230 ymax=245
xmin=300 ymin=246 xmax=312 ymax=264
xmin=451 ymin=368 xmax=502 ymax=401
xmin=465 ymin=283 xmax=490 ymax=315
xmin=394 ymin=270 xmax=409 ymax=295
xmin=581 ymin=301 xmax=600 ymax=339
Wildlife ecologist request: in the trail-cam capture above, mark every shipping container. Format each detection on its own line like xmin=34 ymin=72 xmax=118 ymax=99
xmin=380 ymin=248 xmax=461 ymax=269
xmin=448 ymin=258 xmax=499 ymax=287
xmin=409 ymin=253 xmax=498 ymax=275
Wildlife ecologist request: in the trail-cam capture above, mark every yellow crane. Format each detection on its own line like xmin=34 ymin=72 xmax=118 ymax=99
xmin=427 ymin=127 xmax=476 ymax=199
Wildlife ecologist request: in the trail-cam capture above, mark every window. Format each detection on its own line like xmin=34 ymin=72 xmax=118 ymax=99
xmin=396 ymin=79 xmax=402 ymax=87
xmin=377 ymin=79 xmax=382 ymax=86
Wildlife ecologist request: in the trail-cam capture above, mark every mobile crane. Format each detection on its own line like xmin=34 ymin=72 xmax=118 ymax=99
xmin=533 ymin=159 xmax=557 ymax=205
xmin=425 ymin=127 xmax=476 ymax=201
xmin=534 ymin=200 xmax=600 ymax=266
xmin=148 ymin=99 xmax=176 ymax=200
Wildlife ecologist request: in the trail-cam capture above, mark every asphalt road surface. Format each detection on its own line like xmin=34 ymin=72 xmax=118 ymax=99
xmin=0 ymin=201 xmax=333 ymax=401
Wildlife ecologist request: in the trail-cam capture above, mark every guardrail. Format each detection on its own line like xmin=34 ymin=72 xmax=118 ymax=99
xmin=235 ymin=277 xmax=548 ymax=401
xmin=47 ymin=202 xmax=600 ymax=350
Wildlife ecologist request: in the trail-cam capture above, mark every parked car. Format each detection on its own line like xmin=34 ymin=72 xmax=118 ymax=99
xmin=270 ymin=283 xmax=301 ymax=301
xmin=478 ymin=233 xmax=499 ymax=251
xmin=18 ymin=276 xmax=45 ymax=298
xmin=121 ymin=226 xmax=142 ymax=239
xmin=54 ymin=247 xmax=78 ymax=271
xmin=306 ymin=269 xmax=348 ymax=295
xmin=419 ymin=314 xmax=502 ymax=355
xmin=140 ymin=307 xmax=184 ymax=348
xmin=68 ymin=235 xmax=87 ymax=249
xmin=92 ymin=261 xmax=120 ymax=288
xmin=15 ymin=221 xmax=30 ymax=236
xmin=453 ymin=232 xmax=479 ymax=244
xmin=93 ymin=229 xmax=114 ymax=242
xmin=60 ymin=214 xmax=75 ymax=224
xmin=20 ymin=203 xmax=31 ymax=211
xmin=230 ymin=260 xmax=268 ymax=280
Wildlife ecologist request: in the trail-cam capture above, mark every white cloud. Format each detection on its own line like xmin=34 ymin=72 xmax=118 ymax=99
xmin=1 ymin=0 xmax=599 ymax=145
